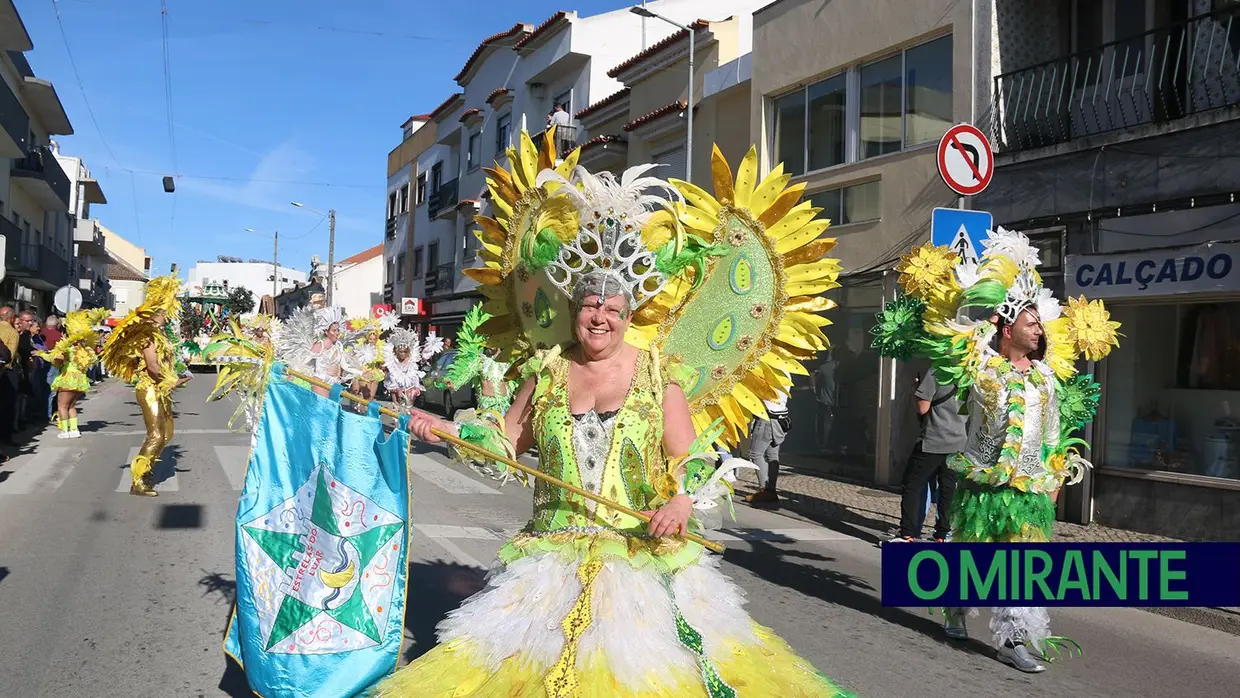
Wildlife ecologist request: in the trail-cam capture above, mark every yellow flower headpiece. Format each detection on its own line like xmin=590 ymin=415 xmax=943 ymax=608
xmin=139 ymin=275 xmax=183 ymax=319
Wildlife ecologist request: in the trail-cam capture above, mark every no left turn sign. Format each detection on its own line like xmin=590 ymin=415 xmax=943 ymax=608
xmin=937 ymin=123 xmax=994 ymax=196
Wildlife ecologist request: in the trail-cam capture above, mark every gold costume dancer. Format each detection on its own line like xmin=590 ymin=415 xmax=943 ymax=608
xmin=101 ymin=275 xmax=186 ymax=497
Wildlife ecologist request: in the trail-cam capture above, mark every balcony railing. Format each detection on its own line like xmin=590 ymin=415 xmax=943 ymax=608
xmin=424 ymin=262 xmax=455 ymax=295
xmin=11 ymin=145 xmax=72 ymax=209
xmin=7 ymin=242 xmax=69 ymax=288
xmin=993 ymin=9 xmax=1240 ymax=153
xmin=0 ymin=73 xmax=29 ymax=155
xmin=531 ymin=124 xmax=579 ymax=156
xmin=427 ymin=178 xmax=459 ymax=218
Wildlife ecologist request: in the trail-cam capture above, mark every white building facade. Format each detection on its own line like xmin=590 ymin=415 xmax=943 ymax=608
xmin=187 ymin=259 xmax=307 ymax=302
xmin=409 ymin=1 xmax=759 ymax=337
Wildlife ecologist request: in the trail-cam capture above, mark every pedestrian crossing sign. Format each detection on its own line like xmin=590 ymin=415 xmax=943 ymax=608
xmin=930 ymin=208 xmax=993 ymax=265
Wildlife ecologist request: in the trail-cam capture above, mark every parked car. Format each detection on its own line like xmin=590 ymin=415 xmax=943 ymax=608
xmin=418 ymin=350 xmax=475 ymax=418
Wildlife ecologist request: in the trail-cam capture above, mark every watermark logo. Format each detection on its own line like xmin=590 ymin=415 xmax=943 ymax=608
xmin=881 ymin=543 xmax=1240 ymax=607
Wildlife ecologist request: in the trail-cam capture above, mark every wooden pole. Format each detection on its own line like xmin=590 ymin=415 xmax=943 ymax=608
xmin=282 ymin=367 xmax=725 ymax=553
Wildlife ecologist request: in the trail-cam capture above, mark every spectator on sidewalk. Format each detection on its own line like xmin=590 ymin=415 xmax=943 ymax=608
xmin=811 ymin=350 xmax=838 ymax=452
xmin=26 ymin=316 xmax=49 ymax=425
xmin=891 ymin=371 xmax=965 ymax=542
xmin=746 ymin=374 xmax=791 ymax=508
xmin=0 ymin=306 xmax=17 ymax=451
xmin=44 ymin=315 xmax=62 ymax=419
xmin=13 ymin=310 xmax=35 ymax=433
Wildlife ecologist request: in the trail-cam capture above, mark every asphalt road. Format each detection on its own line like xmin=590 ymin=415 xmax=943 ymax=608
xmin=0 ymin=377 xmax=1237 ymax=697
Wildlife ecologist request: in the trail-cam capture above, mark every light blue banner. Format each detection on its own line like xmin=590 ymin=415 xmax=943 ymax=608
xmin=225 ymin=365 xmax=410 ymax=698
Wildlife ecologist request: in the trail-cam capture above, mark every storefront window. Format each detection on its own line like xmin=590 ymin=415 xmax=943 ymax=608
xmin=1102 ymin=300 xmax=1240 ymax=480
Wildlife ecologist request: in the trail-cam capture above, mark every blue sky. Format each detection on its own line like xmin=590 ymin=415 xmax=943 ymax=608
xmin=17 ymin=0 xmax=635 ymax=282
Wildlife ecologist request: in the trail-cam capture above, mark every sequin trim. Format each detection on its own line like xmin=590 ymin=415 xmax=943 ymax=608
xmin=543 ymin=553 xmax=605 ymax=698
xmin=662 ymin=575 xmax=737 ymax=698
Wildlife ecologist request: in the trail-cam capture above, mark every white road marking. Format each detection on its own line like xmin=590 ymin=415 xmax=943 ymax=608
xmin=423 ymin=534 xmax=487 ymax=569
xmin=711 ymin=527 xmax=858 ymax=542
xmin=213 ymin=445 xmax=250 ymax=490
xmin=92 ymin=428 xmax=237 ymax=437
xmin=0 ymin=448 xmax=73 ymax=495
xmin=116 ymin=447 xmax=179 ymax=492
xmin=409 ymin=523 xmax=854 ymax=544
xmin=407 ymin=453 xmax=499 ymax=495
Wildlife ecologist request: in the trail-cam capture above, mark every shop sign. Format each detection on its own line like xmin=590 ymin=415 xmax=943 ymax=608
xmin=1065 ymin=242 xmax=1240 ymax=299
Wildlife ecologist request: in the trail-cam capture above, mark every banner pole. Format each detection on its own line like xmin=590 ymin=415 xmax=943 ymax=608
xmin=282 ymin=367 xmax=725 ymax=554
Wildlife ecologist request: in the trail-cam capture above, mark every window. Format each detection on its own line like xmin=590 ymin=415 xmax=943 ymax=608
xmin=808 ymin=75 xmax=847 ymax=170
xmin=396 ymin=253 xmax=406 ymax=282
xmin=772 ymin=34 xmax=952 ymax=174
xmin=808 ymin=180 xmax=881 ymax=226
xmin=431 ymin=162 xmax=443 ymax=193
xmin=773 ymin=90 xmax=806 ymax=175
xmin=467 ymin=132 xmax=481 ymax=171
xmin=495 ymin=113 xmax=512 ymax=154
xmin=412 ymin=246 xmax=423 ymax=277
xmin=1101 ymin=300 xmax=1240 ymax=481
xmin=903 ymin=36 xmax=954 ymax=147
xmin=415 ymin=174 xmax=427 ymax=205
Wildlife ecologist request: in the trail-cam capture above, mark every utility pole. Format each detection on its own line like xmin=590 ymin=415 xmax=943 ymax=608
xmin=326 ymin=209 xmax=336 ymax=308
xmin=272 ymin=230 xmax=279 ymax=308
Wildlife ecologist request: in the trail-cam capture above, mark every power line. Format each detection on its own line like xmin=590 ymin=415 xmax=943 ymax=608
xmin=128 ymin=171 xmax=144 ymax=246
xmin=99 ymin=166 xmax=381 ymax=189
xmin=49 ymin=0 xmax=123 ymax=167
xmin=160 ymin=0 xmax=178 ymax=173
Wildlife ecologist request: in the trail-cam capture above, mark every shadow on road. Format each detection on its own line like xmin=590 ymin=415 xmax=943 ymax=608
xmin=402 ymin=559 xmax=487 ymax=663
xmin=723 ymin=538 xmax=995 ymax=660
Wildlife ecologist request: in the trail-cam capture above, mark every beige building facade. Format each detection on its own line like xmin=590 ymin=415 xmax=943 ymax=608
xmin=751 ymin=0 xmax=981 ymax=485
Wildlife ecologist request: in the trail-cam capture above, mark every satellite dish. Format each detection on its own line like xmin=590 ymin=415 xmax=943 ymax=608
xmin=54 ymin=285 xmax=83 ymax=315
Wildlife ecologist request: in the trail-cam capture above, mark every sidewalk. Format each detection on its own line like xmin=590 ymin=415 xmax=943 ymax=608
xmin=733 ymin=452 xmax=1176 ymax=543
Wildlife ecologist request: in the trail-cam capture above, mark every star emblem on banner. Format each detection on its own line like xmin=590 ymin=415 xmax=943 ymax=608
xmin=240 ymin=465 xmax=404 ymax=654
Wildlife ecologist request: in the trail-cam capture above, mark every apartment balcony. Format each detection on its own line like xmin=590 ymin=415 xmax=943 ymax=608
xmin=424 ymin=262 xmax=455 ymax=296
xmin=531 ymin=124 xmax=579 ymax=157
xmin=11 ymin=145 xmax=71 ymax=211
xmin=427 ymin=178 xmax=459 ymax=219
xmin=74 ymin=218 xmax=106 ymax=256
xmin=993 ymin=9 xmax=1240 ymax=153
xmin=7 ymin=241 xmax=69 ymax=290
xmin=0 ymin=71 xmax=28 ymax=158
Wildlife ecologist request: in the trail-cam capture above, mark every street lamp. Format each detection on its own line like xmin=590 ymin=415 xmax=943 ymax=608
xmin=630 ymin=5 xmax=694 ymax=183
xmin=244 ymin=228 xmax=279 ymax=305
xmin=290 ymin=201 xmax=337 ymax=308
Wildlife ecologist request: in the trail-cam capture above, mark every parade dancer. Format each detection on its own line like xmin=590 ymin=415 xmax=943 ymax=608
xmin=872 ymin=228 xmax=1120 ymax=672
xmin=371 ymin=134 xmax=851 ymax=696
xmin=102 ymin=275 xmax=188 ymax=497
xmin=439 ymin=303 xmax=515 ymax=413
xmin=382 ymin=327 xmax=425 ymax=410
xmin=38 ymin=308 xmax=108 ymax=439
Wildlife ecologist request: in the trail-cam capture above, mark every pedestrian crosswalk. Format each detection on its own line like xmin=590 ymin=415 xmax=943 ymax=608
xmin=0 ymin=441 xmax=509 ymax=498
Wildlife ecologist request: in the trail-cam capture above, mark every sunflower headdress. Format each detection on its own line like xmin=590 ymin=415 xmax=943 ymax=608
xmin=872 ymin=228 xmax=1122 ymax=490
xmin=467 ymin=128 xmax=840 ymax=447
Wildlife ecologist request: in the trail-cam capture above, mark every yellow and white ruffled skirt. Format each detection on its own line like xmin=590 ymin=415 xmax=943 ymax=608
xmin=371 ymin=542 xmax=852 ymax=697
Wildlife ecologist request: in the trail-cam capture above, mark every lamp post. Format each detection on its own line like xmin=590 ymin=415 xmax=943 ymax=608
xmin=244 ymin=228 xmax=278 ymax=307
xmin=290 ymin=202 xmax=337 ymax=308
xmin=630 ymin=5 xmax=694 ymax=183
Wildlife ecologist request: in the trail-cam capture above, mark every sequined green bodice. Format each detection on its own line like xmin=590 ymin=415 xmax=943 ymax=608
xmin=529 ymin=349 xmax=666 ymax=534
